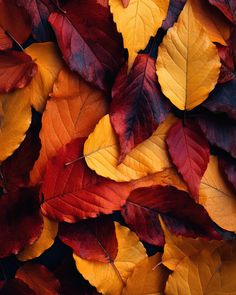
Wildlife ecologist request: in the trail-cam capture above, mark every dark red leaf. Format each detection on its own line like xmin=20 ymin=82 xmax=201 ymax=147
xmin=208 ymin=0 xmax=236 ymax=24
xmin=110 ymin=54 xmax=170 ymax=162
xmin=59 ymin=216 xmax=117 ymax=263
xmin=0 ymin=279 xmax=36 ymax=295
xmin=203 ymin=78 xmax=236 ymax=120
xmin=0 ymin=27 xmax=12 ymax=51
xmin=121 ymin=185 xmax=221 ymax=246
xmin=0 ymin=51 xmax=37 ymax=93
xmin=217 ymin=44 xmax=235 ymax=83
xmin=121 ymin=0 xmax=130 ymax=8
xmin=0 ymin=0 xmax=31 ymax=44
xmin=162 ymin=0 xmax=186 ymax=31
xmin=196 ymin=113 xmax=236 ymax=158
xmin=0 ymin=187 xmax=43 ymax=258
xmin=166 ymin=120 xmax=210 ymax=199
xmin=219 ymin=158 xmax=236 ymax=191
xmin=17 ymin=0 xmax=55 ymax=42
xmin=48 ymin=0 xmax=124 ymax=92
xmin=41 ymin=138 xmax=131 ymax=222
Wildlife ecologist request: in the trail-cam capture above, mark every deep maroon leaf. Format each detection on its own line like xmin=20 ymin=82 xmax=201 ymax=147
xmin=217 ymin=44 xmax=235 ymax=83
xmin=48 ymin=0 xmax=124 ymax=92
xmin=162 ymin=0 xmax=186 ymax=31
xmin=196 ymin=113 xmax=236 ymax=158
xmin=110 ymin=54 xmax=171 ymax=162
xmin=208 ymin=0 xmax=236 ymax=23
xmin=203 ymin=78 xmax=236 ymax=120
xmin=122 ymin=185 xmax=221 ymax=246
xmin=166 ymin=120 xmax=210 ymax=199
xmin=0 ymin=279 xmax=36 ymax=295
xmin=219 ymin=157 xmax=236 ymax=191
xmin=59 ymin=216 xmax=117 ymax=263
xmin=41 ymin=138 xmax=131 ymax=222
xmin=0 ymin=187 xmax=43 ymax=258
xmin=0 ymin=28 xmax=12 ymax=50
xmin=0 ymin=51 xmax=37 ymax=93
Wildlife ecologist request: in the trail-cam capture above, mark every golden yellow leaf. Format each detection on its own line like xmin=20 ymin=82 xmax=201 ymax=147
xmin=17 ymin=216 xmax=58 ymax=261
xmin=156 ymin=0 xmax=220 ymax=110
xmin=109 ymin=0 xmax=169 ymax=69
xmin=84 ymin=114 xmax=176 ymax=182
xmin=199 ymin=156 xmax=236 ymax=233
xmin=190 ymin=0 xmax=230 ymax=45
xmin=122 ymin=253 xmax=170 ymax=295
xmin=73 ymin=222 xmax=147 ymax=295
xmin=30 ymin=67 xmax=108 ymax=185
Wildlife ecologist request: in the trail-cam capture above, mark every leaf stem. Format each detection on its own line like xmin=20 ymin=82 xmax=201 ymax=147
xmin=5 ymin=31 xmax=24 ymax=52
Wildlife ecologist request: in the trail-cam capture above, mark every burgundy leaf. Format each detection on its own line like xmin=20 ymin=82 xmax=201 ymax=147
xmin=122 ymin=185 xmax=221 ymax=246
xmin=0 ymin=51 xmax=37 ymax=93
xmin=0 ymin=187 xmax=43 ymax=258
xmin=0 ymin=27 xmax=12 ymax=51
xmin=48 ymin=0 xmax=124 ymax=92
xmin=59 ymin=216 xmax=118 ymax=263
xmin=162 ymin=0 xmax=186 ymax=31
xmin=217 ymin=44 xmax=235 ymax=83
xmin=203 ymin=78 xmax=236 ymax=120
xmin=219 ymin=158 xmax=236 ymax=191
xmin=166 ymin=120 xmax=210 ymax=199
xmin=196 ymin=113 xmax=236 ymax=158
xmin=0 ymin=279 xmax=36 ymax=295
xmin=110 ymin=54 xmax=171 ymax=162
xmin=41 ymin=138 xmax=131 ymax=222
xmin=208 ymin=0 xmax=236 ymax=24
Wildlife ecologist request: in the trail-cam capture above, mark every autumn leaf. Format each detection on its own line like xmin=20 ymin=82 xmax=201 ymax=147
xmin=110 ymin=54 xmax=171 ymax=162
xmin=59 ymin=216 xmax=118 ymax=263
xmin=217 ymin=44 xmax=235 ymax=84
xmin=156 ymin=0 xmax=220 ymax=110
xmin=220 ymin=157 xmax=236 ymax=191
xmin=30 ymin=67 xmax=108 ymax=185
xmin=73 ymin=222 xmax=147 ymax=295
xmin=162 ymin=0 xmax=186 ymax=31
xmin=41 ymin=138 xmax=131 ymax=222
xmin=209 ymin=0 xmax=236 ymax=24
xmin=166 ymin=120 xmax=210 ymax=199
xmin=48 ymin=0 xmax=124 ymax=92
xmin=109 ymin=0 xmax=169 ymax=69
xmin=0 ymin=279 xmax=36 ymax=295
xmin=0 ymin=27 xmax=12 ymax=50
xmin=84 ymin=114 xmax=176 ymax=182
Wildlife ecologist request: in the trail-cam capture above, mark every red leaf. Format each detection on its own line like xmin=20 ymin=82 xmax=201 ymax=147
xmin=59 ymin=216 xmax=118 ymax=263
xmin=166 ymin=120 xmax=210 ymax=199
xmin=122 ymin=185 xmax=221 ymax=246
xmin=217 ymin=44 xmax=235 ymax=84
xmin=0 ymin=27 xmax=12 ymax=50
xmin=0 ymin=51 xmax=37 ymax=93
xmin=208 ymin=0 xmax=236 ymax=24
xmin=219 ymin=158 xmax=236 ymax=191
xmin=196 ymin=113 xmax=236 ymax=158
xmin=41 ymin=138 xmax=131 ymax=222
xmin=203 ymin=78 xmax=236 ymax=120
xmin=121 ymin=0 xmax=130 ymax=8
xmin=0 ymin=279 xmax=36 ymax=295
xmin=0 ymin=187 xmax=43 ymax=258
xmin=110 ymin=54 xmax=171 ymax=162
xmin=17 ymin=0 xmax=55 ymax=42
xmin=162 ymin=0 xmax=186 ymax=31
xmin=48 ymin=0 xmax=124 ymax=92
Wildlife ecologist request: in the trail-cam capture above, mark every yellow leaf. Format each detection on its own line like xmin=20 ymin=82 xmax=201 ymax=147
xmin=17 ymin=216 xmax=58 ymax=261
xmin=30 ymin=67 xmax=108 ymax=185
xmin=84 ymin=114 xmax=176 ymax=182
xmin=156 ymin=0 xmax=220 ymax=110
xmin=73 ymin=222 xmax=147 ymax=295
xmin=199 ymin=156 xmax=236 ymax=233
xmin=109 ymin=0 xmax=169 ymax=69
xmin=122 ymin=253 xmax=170 ymax=295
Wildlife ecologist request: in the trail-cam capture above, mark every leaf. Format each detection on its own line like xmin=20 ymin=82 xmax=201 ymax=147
xmin=109 ymin=0 xmax=169 ymax=69
xmin=84 ymin=114 xmax=176 ymax=182
xmin=30 ymin=67 xmax=108 ymax=185
xmin=110 ymin=54 xmax=171 ymax=162
xmin=0 ymin=27 xmax=12 ymax=50
xmin=220 ymin=157 xmax=236 ymax=191
xmin=122 ymin=185 xmax=221 ymax=246
xmin=162 ymin=0 xmax=186 ymax=31
xmin=41 ymin=138 xmax=131 ymax=222
xmin=48 ymin=0 xmax=124 ymax=92
xmin=121 ymin=0 xmax=129 ymax=8
xmin=122 ymin=253 xmax=170 ymax=295
xmin=209 ymin=0 xmax=236 ymax=24
xmin=17 ymin=216 xmax=58 ymax=261
xmin=73 ymin=222 xmax=147 ymax=295
xmin=196 ymin=113 xmax=236 ymax=158
xmin=0 ymin=51 xmax=38 ymax=93
xmin=166 ymin=120 xmax=210 ymax=199
xmin=199 ymin=156 xmax=236 ymax=232
xmin=217 ymin=44 xmax=235 ymax=84
xmin=156 ymin=0 xmax=221 ymax=110
xmin=17 ymin=0 xmax=55 ymax=41
xmin=203 ymin=78 xmax=236 ymax=120
xmin=0 ymin=279 xmax=36 ymax=295
xmin=15 ymin=263 xmax=60 ymax=295
xmin=0 ymin=0 xmax=31 ymax=44
xmin=59 ymin=216 xmax=118 ymax=263
xmin=0 ymin=187 xmax=43 ymax=258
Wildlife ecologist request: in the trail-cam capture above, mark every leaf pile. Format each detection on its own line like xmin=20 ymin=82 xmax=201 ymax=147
xmin=0 ymin=0 xmax=236 ymax=294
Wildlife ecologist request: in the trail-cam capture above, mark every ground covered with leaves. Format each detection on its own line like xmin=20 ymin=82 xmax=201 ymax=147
xmin=0 ymin=0 xmax=236 ymax=294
